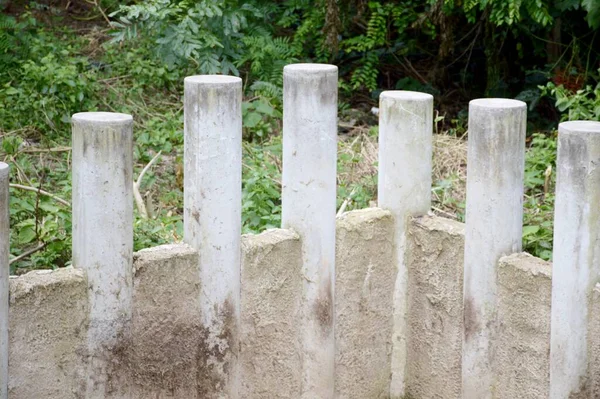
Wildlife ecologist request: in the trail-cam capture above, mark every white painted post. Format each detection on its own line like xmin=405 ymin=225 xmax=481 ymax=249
xmin=377 ymin=91 xmax=433 ymax=397
xmin=282 ymin=63 xmax=337 ymax=398
xmin=462 ymin=99 xmax=526 ymax=398
xmin=72 ymin=112 xmax=134 ymax=398
xmin=183 ymin=75 xmax=242 ymax=398
xmin=550 ymin=121 xmax=600 ymax=398
xmin=0 ymin=162 xmax=8 ymax=399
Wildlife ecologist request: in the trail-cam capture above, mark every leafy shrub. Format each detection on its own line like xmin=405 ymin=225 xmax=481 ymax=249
xmin=0 ymin=13 xmax=37 ymax=78
xmin=541 ymin=77 xmax=600 ymax=121
xmin=0 ymin=49 xmax=99 ymax=136
xmin=242 ymin=137 xmax=282 ymax=233
xmin=110 ymin=0 xmax=266 ymax=74
xmin=523 ymin=133 xmax=557 ymax=260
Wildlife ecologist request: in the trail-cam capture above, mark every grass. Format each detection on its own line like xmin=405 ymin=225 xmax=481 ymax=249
xmin=0 ymin=11 xmax=558 ymax=274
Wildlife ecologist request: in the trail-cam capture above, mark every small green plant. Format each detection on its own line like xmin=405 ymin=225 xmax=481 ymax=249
xmin=541 ymin=76 xmax=600 ymax=121
xmin=242 ymin=97 xmax=281 ymax=142
xmin=522 ymin=132 xmax=557 ymax=260
xmin=0 ymin=50 xmax=99 ymax=136
xmin=242 ymin=137 xmax=282 ymax=233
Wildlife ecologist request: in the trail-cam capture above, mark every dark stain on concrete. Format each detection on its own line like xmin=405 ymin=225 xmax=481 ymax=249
xmin=196 ymin=296 xmax=238 ymax=398
xmin=463 ymin=297 xmax=479 ymax=342
xmin=315 ymin=278 xmax=333 ymax=337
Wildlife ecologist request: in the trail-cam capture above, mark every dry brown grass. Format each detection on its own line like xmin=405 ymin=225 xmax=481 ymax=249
xmin=338 ymin=128 xmax=467 ymax=219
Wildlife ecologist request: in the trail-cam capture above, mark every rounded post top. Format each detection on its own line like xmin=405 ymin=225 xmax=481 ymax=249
xmin=469 ymin=98 xmax=526 ymax=109
xmin=284 ymin=63 xmax=338 ymax=76
xmin=0 ymin=162 xmax=8 ymax=179
xmin=559 ymin=121 xmax=600 ymax=135
xmin=72 ymin=112 xmax=132 ymax=124
xmin=380 ymin=90 xmax=433 ymax=102
xmin=184 ymin=75 xmax=242 ymax=86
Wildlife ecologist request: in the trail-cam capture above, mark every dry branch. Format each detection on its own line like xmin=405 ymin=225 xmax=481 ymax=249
xmin=9 ymin=184 xmax=71 ymax=207
xmin=133 ymin=151 xmax=162 ymax=218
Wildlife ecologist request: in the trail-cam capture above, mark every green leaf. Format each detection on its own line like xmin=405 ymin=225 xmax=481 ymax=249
xmin=243 ymin=112 xmax=262 ymax=128
xmin=583 ymin=0 xmax=600 ymax=28
xmin=523 ymin=225 xmax=540 ymax=237
xmin=255 ymin=100 xmax=275 ymax=116
xmin=39 ymin=202 xmax=60 ymax=213
xmin=18 ymin=226 xmax=37 ymax=244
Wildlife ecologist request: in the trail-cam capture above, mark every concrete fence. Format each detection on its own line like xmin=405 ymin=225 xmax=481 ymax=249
xmin=0 ymin=63 xmax=599 ymax=399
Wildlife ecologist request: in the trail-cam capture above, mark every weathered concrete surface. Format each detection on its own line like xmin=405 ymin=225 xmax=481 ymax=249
xmin=8 ymin=245 xmax=205 ymax=399
xmin=130 ymin=244 xmax=204 ymax=398
xmin=0 ymin=162 xmax=8 ymax=398
xmin=184 ymin=75 xmax=243 ymax=398
xmin=240 ymin=229 xmax=303 ymax=398
xmin=550 ymin=121 xmax=600 ymax=399
xmin=8 ymin=268 xmax=88 ymax=398
xmin=405 ymin=215 xmax=464 ymax=399
xmin=588 ymin=284 xmax=600 ymax=397
xmin=335 ymin=208 xmax=395 ymax=399
xmin=377 ymin=91 xmax=433 ymax=398
xmin=7 ymin=210 xmax=591 ymax=399
xmin=495 ymin=253 xmax=551 ymax=398
xmin=462 ymin=98 xmax=527 ymax=399
xmin=282 ymin=63 xmax=338 ymax=399
xmin=72 ymin=111 xmax=134 ymax=398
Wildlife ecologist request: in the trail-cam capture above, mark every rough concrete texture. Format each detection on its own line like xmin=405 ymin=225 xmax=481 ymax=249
xmin=282 ymin=63 xmax=338 ymax=399
xmin=11 ymin=211 xmax=597 ymax=399
xmin=129 ymin=244 xmax=206 ymax=398
xmin=404 ymin=215 xmax=465 ymax=399
xmin=550 ymin=121 xmax=600 ymax=399
xmin=72 ymin=112 xmax=134 ymax=398
xmin=7 ymin=245 xmax=206 ymax=399
xmin=184 ymin=76 xmax=243 ymax=399
xmin=8 ymin=267 xmax=88 ymax=398
xmin=0 ymin=162 xmax=9 ymax=398
xmin=240 ymin=229 xmax=303 ymax=398
xmin=377 ymin=91 xmax=433 ymax=398
xmin=463 ymin=99 xmax=527 ymax=399
xmin=587 ymin=284 xmax=600 ymax=398
xmin=335 ymin=208 xmax=395 ymax=399
xmin=495 ymin=253 xmax=552 ymax=398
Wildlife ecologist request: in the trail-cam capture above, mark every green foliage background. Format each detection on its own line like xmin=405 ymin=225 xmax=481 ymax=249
xmin=0 ymin=0 xmax=599 ymax=270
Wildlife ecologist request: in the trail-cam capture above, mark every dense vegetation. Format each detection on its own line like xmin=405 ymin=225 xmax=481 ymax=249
xmin=0 ymin=0 xmax=599 ymax=271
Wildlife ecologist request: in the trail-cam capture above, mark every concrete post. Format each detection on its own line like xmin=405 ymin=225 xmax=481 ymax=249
xmin=183 ymin=75 xmax=242 ymax=398
xmin=462 ymin=99 xmax=526 ymax=398
xmin=0 ymin=162 xmax=8 ymax=399
xmin=282 ymin=63 xmax=337 ymax=399
xmin=377 ymin=91 xmax=433 ymax=397
xmin=72 ymin=112 xmax=134 ymax=398
xmin=550 ymin=121 xmax=600 ymax=398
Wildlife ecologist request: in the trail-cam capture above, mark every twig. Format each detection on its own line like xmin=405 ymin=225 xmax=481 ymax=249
xmin=9 ymin=184 xmax=71 ymax=207
xmin=21 ymin=146 xmax=72 ymax=153
xmin=403 ymin=56 xmax=427 ymax=84
xmin=543 ymin=165 xmax=552 ymax=200
xmin=337 ymin=187 xmax=357 ymax=217
xmin=431 ymin=206 xmax=458 ymax=220
xmin=86 ymin=0 xmax=112 ymax=26
xmin=133 ymin=151 xmax=162 ymax=218
xmin=98 ymin=75 xmax=131 ymax=83
xmin=9 ymin=239 xmax=59 ymax=265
